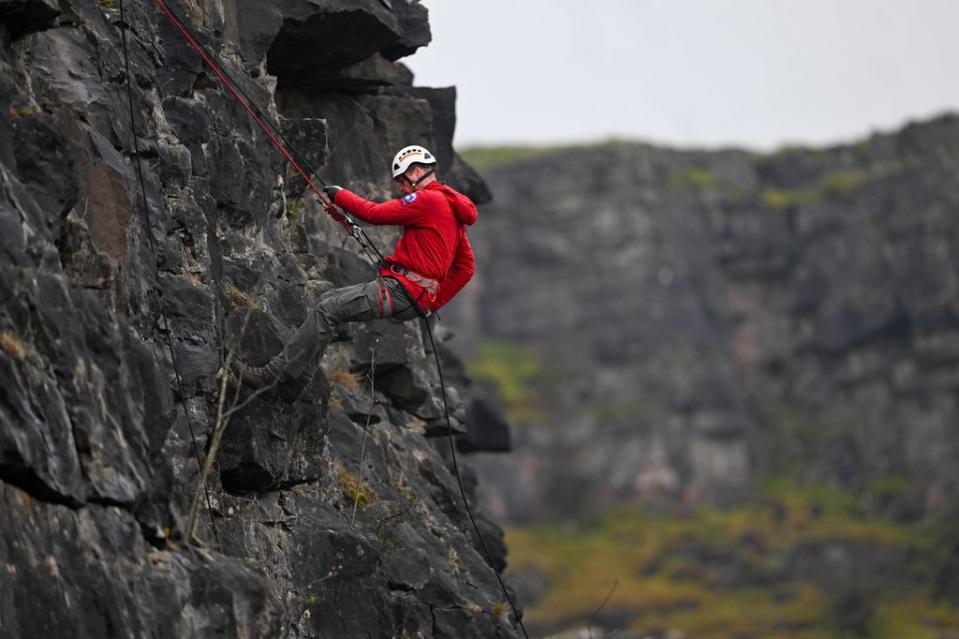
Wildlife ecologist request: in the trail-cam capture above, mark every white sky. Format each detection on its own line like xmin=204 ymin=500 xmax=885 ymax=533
xmin=407 ymin=0 xmax=959 ymax=150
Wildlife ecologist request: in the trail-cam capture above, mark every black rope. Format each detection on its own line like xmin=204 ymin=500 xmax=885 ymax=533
xmin=118 ymin=0 xmax=218 ymax=544
xmin=351 ymin=339 xmax=378 ymax=527
xmin=421 ymin=317 xmax=530 ymax=638
xmin=151 ymin=0 xmax=385 ymax=264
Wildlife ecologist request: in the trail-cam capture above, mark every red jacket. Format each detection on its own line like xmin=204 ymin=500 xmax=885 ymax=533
xmin=333 ymin=181 xmax=477 ymax=311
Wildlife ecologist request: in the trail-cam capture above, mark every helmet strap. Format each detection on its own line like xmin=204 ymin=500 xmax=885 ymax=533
xmin=412 ymin=168 xmax=435 ymax=190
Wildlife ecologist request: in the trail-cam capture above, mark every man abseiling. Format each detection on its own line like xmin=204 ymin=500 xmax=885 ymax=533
xmin=231 ymin=145 xmax=477 ymax=401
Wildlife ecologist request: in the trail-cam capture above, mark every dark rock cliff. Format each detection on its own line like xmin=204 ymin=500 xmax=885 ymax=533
xmin=0 ymin=1 xmax=519 ymax=637
xmin=449 ymin=116 xmax=959 ymax=524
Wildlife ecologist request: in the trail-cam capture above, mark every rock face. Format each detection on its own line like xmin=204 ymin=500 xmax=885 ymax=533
xmin=449 ymin=117 xmax=959 ymax=524
xmin=0 ymin=1 xmax=518 ymax=637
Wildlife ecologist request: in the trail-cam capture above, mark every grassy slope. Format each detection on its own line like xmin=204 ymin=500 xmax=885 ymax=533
xmin=507 ymin=480 xmax=959 ymax=638
xmin=466 ymin=339 xmax=549 ymax=425
xmin=459 ymin=146 xmax=559 ymax=172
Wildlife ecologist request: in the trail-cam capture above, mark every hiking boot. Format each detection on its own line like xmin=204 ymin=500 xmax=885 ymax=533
xmin=229 ymin=359 xmax=309 ymax=403
xmin=230 ymin=359 xmax=278 ymax=392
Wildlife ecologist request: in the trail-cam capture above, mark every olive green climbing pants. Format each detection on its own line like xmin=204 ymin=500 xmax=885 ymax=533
xmin=267 ymin=277 xmax=419 ymax=384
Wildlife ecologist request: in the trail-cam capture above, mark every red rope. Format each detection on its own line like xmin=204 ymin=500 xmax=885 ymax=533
xmin=152 ymin=0 xmax=338 ymax=215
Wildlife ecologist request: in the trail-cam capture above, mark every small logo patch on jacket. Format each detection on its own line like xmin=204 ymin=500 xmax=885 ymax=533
xmin=402 ymin=193 xmax=417 ymax=204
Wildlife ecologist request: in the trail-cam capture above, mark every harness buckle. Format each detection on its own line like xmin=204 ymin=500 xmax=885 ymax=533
xmin=380 ymin=261 xmax=438 ymax=292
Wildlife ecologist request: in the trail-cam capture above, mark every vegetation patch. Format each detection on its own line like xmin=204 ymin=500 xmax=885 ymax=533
xmin=506 ymin=479 xmax=957 ymax=638
xmin=329 ymin=368 xmax=364 ymax=391
xmin=10 ymin=104 xmax=42 ymax=120
xmin=490 ymin=601 xmax=510 ymax=622
xmin=869 ymin=474 xmax=912 ymax=492
xmin=447 ymin=547 xmax=461 ymax=576
xmin=467 ymin=339 xmax=546 ymax=424
xmin=0 ymin=330 xmax=26 ymax=359
xmin=762 ymin=187 xmax=816 ymax=209
xmin=819 ymin=169 xmax=868 ymax=193
xmin=394 ymin=478 xmax=417 ymax=503
xmin=336 ymin=464 xmax=376 ymax=508
xmin=762 ymin=169 xmax=869 ymax=209
xmin=286 ymin=197 xmax=304 ymax=218
xmin=667 ymin=168 xmax=722 ymax=191
xmin=223 ymin=282 xmax=257 ymax=309
xmin=460 ymin=146 xmax=556 ymax=171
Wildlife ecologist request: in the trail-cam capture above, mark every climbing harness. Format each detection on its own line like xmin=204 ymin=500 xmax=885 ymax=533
xmin=118 ymin=0 xmax=218 ymax=543
xmin=150 ymin=0 xmax=385 ymax=265
xmin=380 ymin=260 xmax=440 ymax=309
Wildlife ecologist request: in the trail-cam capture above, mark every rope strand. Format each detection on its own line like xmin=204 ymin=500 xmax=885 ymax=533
xmin=118 ymin=0 xmax=218 ymax=544
xmin=422 ymin=318 xmax=530 ymax=638
xmin=150 ymin=0 xmax=384 ymax=264
xmin=351 ymin=340 xmax=378 ymax=527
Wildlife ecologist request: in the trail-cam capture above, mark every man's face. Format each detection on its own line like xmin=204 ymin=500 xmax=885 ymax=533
xmin=394 ymin=165 xmax=427 ymax=195
xmin=394 ymin=173 xmax=414 ymax=195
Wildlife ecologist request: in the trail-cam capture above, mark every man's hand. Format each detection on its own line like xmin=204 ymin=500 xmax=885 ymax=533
xmin=322 ymin=185 xmax=343 ymax=202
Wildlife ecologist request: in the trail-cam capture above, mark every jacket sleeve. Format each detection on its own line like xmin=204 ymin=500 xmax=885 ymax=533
xmin=431 ymin=230 xmax=475 ymax=310
xmin=334 ymin=189 xmax=429 ymax=226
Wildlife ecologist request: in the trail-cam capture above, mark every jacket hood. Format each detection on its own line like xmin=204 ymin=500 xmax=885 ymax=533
xmin=431 ymin=183 xmax=478 ymax=226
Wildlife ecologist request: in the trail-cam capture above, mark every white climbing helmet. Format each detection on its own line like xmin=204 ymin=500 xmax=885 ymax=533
xmin=391 ymin=145 xmax=436 ymax=178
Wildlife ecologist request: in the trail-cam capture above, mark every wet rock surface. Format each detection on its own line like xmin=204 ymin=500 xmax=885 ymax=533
xmin=0 ymin=1 xmax=519 ymax=637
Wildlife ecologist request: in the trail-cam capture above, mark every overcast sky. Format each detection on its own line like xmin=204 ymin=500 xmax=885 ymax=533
xmin=407 ymin=0 xmax=959 ymax=150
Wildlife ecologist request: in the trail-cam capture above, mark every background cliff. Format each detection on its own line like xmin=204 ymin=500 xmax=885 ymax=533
xmin=0 ymin=1 xmax=520 ymax=637
xmin=448 ymin=116 xmax=959 ymax=637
